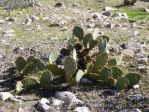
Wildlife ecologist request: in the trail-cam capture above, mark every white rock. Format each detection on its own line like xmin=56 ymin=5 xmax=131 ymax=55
xmin=52 ymin=99 xmax=63 ymax=106
xmin=104 ymin=6 xmax=117 ymax=11
xmin=38 ymin=98 xmax=49 ymax=105
xmin=134 ymin=30 xmax=139 ymax=36
xmin=130 ymin=94 xmax=144 ymax=101
xmin=74 ymin=107 xmax=90 ymax=112
xmin=144 ymin=8 xmax=149 ymax=13
xmin=55 ymin=91 xmax=83 ymax=105
xmin=112 ymin=13 xmax=128 ymax=20
xmin=38 ymin=98 xmax=50 ymax=111
xmin=25 ymin=18 xmax=32 ymax=25
xmin=0 ymin=92 xmax=13 ymax=101
xmin=0 ymin=19 xmax=5 ymax=24
xmin=133 ymin=85 xmax=139 ymax=89
xmin=31 ymin=15 xmax=39 ymax=21
xmin=2 ymin=29 xmax=14 ymax=34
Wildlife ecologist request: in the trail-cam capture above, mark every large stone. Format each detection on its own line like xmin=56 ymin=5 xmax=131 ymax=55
xmin=0 ymin=92 xmax=13 ymax=101
xmin=55 ymin=91 xmax=83 ymax=105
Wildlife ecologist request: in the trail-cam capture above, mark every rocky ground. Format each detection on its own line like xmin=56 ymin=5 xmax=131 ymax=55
xmin=0 ymin=0 xmax=149 ymax=112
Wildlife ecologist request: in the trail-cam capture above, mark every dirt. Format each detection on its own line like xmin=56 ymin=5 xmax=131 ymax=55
xmin=0 ymin=0 xmax=149 ymax=112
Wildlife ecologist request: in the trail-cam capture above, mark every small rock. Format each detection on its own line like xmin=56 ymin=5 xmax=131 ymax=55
xmin=55 ymin=2 xmax=63 ymax=7
xmin=74 ymin=107 xmax=90 ymax=112
xmin=25 ymin=18 xmax=32 ymax=25
xmin=122 ymin=49 xmax=135 ymax=62
xmin=134 ymin=30 xmax=139 ymax=36
xmin=80 ymin=78 xmax=92 ymax=84
xmin=102 ymin=89 xmax=116 ymax=96
xmin=0 ymin=92 xmax=13 ymax=101
xmin=31 ymin=15 xmax=39 ymax=21
xmin=38 ymin=98 xmax=50 ymax=111
xmin=17 ymin=108 xmax=26 ymax=112
xmin=0 ymin=19 xmax=5 ymax=24
xmin=52 ymin=99 xmax=63 ymax=106
xmin=6 ymin=17 xmax=16 ymax=22
xmin=112 ymin=13 xmax=128 ymax=20
xmin=106 ymin=23 xmax=114 ymax=28
xmin=144 ymin=8 xmax=149 ymax=13
xmin=101 ymin=11 xmax=112 ymax=17
xmin=104 ymin=6 xmax=117 ymax=11
xmin=2 ymin=29 xmax=14 ymax=34
xmin=55 ymin=91 xmax=83 ymax=105
xmin=133 ymin=85 xmax=139 ymax=89
xmin=130 ymin=94 xmax=144 ymax=101
xmin=120 ymin=43 xmax=129 ymax=49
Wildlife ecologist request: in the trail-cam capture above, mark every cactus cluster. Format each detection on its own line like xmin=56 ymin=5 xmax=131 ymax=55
xmin=14 ymin=26 xmax=141 ymax=93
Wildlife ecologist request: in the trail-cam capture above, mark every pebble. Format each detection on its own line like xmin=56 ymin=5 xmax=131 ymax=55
xmin=38 ymin=98 xmax=50 ymax=111
xmin=74 ymin=107 xmax=90 ymax=112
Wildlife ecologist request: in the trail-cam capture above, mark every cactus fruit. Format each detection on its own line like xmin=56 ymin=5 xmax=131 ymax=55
xmin=108 ymin=59 xmax=117 ymax=67
xmin=22 ymin=76 xmax=40 ymax=90
xmin=75 ymin=70 xmax=84 ymax=83
xmin=40 ymin=71 xmax=53 ymax=89
xmin=115 ymin=77 xmax=129 ymax=90
xmin=64 ymin=56 xmax=77 ymax=82
xmin=73 ymin=26 xmax=84 ymax=41
xmin=49 ymin=49 xmax=59 ymax=64
xmin=112 ymin=67 xmax=123 ymax=79
xmin=60 ymin=48 xmax=70 ymax=56
xmin=126 ymin=73 xmax=141 ymax=86
xmin=74 ymin=43 xmax=83 ymax=51
xmin=83 ymin=33 xmax=93 ymax=48
xmin=95 ymin=53 xmax=108 ymax=70
xmin=15 ymin=56 xmax=26 ymax=72
xmin=16 ymin=81 xmax=23 ymax=93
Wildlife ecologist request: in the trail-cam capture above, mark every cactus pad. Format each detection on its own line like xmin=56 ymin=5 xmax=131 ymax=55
xmin=73 ymin=26 xmax=84 ymax=40
xmin=49 ymin=48 xmax=59 ymax=64
xmin=15 ymin=56 xmax=26 ymax=71
xmin=126 ymin=73 xmax=141 ymax=86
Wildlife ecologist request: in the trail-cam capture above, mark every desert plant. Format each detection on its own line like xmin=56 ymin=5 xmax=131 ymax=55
xmin=14 ymin=26 xmax=141 ymax=93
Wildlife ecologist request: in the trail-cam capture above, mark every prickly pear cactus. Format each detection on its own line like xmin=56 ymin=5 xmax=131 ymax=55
xmin=126 ymin=73 xmax=141 ymax=86
xmin=40 ymin=71 xmax=53 ymax=89
xmin=60 ymin=48 xmax=70 ymax=56
xmin=63 ymin=56 xmax=77 ymax=82
xmin=107 ymin=77 xmax=117 ymax=87
xmin=75 ymin=70 xmax=84 ymax=83
xmin=22 ymin=63 xmax=35 ymax=75
xmin=89 ymin=40 xmax=98 ymax=50
xmin=83 ymin=33 xmax=93 ymax=48
xmin=108 ymin=59 xmax=117 ymax=68
xmin=98 ymin=37 xmax=107 ymax=53
xmin=115 ymin=77 xmax=129 ymax=90
xmin=94 ymin=53 xmax=108 ymax=70
xmin=88 ymin=73 xmax=100 ymax=81
xmin=27 ymin=56 xmax=36 ymax=64
xmin=112 ymin=67 xmax=123 ymax=79
xmin=73 ymin=26 xmax=84 ymax=41
xmin=35 ymin=58 xmax=45 ymax=71
xmin=22 ymin=76 xmax=40 ymax=90
xmin=49 ymin=49 xmax=59 ymax=64
xmin=99 ymin=67 xmax=112 ymax=81
xmin=15 ymin=56 xmax=26 ymax=72
xmin=16 ymin=81 xmax=23 ymax=93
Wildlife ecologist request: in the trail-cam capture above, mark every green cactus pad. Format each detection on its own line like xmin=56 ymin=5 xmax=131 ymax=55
xmin=83 ymin=33 xmax=93 ymax=48
xmin=64 ymin=56 xmax=77 ymax=82
xmin=16 ymin=81 xmax=23 ymax=93
xmin=95 ymin=53 xmax=108 ymax=70
xmin=112 ymin=67 xmax=123 ymax=79
xmin=73 ymin=26 xmax=84 ymax=40
xmin=15 ymin=56 xmax=26 ymax=71
xmin=108 ymin=77 xmax=117 ymax=87
xmin=35 ymin=58 xmax=45 ymax=71
xmin=40 ymin=71 xmax=53 ymax=89
xmin=102 ymin=35 xmax=109 ymax=43
xmin=88 ymin=73 xmax=100 ymax=81
xmin=98 ymin=38 xmax=107 ymax=53
xmin=75 ymin=70 xmax=84 ymax=83
xmin=115 ymin=77 xmax=129 ymax=90
xmin=108 ymin=59 xmax=117 ymax=67
xmin=22 ymin=76 xmax=40 ymax=90
xmin=99 ymin=67 xmax=112 ymax=81
xmin=125 ymin=73 xmax=141 ymax=86
xmin=46 ymin=64 xmax=64 ymax=76
xmin=49 ymin=48 xmax=59 ymax=64
xmin=60 ymin=48 xmax=70 ymax=56
xmin=22 ymin=63 xmax=35 ymax=75
xmin=89 ymin=40 xmax=98 ymax=50
xmin=27 ymin=56 xmax=36 ymax=64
